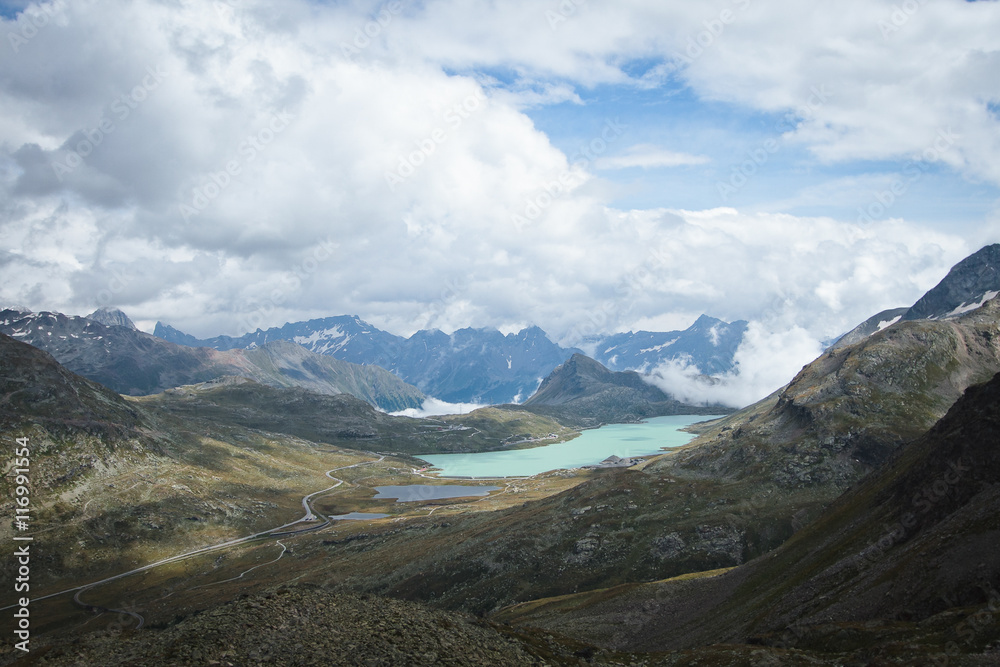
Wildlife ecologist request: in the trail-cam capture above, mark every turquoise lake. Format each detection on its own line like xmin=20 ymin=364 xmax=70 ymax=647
xmin=417 ymin=414 xmax=724 ymax=478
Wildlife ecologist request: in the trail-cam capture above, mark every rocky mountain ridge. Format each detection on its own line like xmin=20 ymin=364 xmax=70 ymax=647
xmin=0 ymin=309 xmax=425 ymax=411
xmin=156 ymin=314 xmax=747 ymax=404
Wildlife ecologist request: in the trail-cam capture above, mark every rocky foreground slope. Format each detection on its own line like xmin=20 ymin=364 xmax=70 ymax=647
xmin=5 ymin=587 xmax=547 ymax=666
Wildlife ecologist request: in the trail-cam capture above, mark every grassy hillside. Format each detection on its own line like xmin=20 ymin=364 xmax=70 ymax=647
xmin=135 ymin=378 xmax=577 ymax=456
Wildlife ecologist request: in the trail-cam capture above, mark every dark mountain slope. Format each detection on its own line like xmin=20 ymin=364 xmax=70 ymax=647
xmin=0 ymin=332 xmax=148 ymax=441
xmin=498 ymin=371 xmax=1000 ymax=663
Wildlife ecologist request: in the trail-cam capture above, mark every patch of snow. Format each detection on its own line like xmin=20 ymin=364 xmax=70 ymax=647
xmin=294 ymin=326 xmax=346 ymax=347
xmin=640 ymin=339 xmax=677 ymax=354
xmin=506 ymin=356 xmax=512 ymax=370
xmin=943 ymin=291 xmax=1000 ymax=319
xmin=876 ymin=315 xmax=903 ymax=331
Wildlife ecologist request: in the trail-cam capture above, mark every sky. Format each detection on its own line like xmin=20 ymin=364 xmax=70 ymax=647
xmin=2 ymin=0 xmax=1000 ymax=403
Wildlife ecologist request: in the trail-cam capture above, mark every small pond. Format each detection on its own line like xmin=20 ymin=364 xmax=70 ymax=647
xmin=329 ymin=512 xmax=389 ymax=520
xmin=373 ymin=485 xmax=500 ymax=502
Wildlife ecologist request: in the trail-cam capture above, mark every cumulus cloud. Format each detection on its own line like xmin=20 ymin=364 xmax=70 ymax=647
xmin=646 ymin=322 xmax=825 ymax=409
xmin=0 ymin=0 xmax=996 ymax=357
xmin=391 ymin=398 xmax=485 ymax=419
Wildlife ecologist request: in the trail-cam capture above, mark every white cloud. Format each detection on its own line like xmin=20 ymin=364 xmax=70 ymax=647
xmin=646 ymin=322 xmax=824 ymax=409
xmin=0 ymin=0 xmax=995 ymax=351
xmin=391 ymin=397 xmax=484 ymax=419
xmin=595 ymin=144 xmax=710 ymax=170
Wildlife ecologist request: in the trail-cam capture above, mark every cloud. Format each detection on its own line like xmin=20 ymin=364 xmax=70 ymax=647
xmin=391 ymin=397 xmax=484 ymax=419
xmin=0 ymin=0 xmax=995 ymax=354
xmin=595 ymin=144 xmax=710 ymax=170
xmin=645 ymin=322 xmax=825 ymax=408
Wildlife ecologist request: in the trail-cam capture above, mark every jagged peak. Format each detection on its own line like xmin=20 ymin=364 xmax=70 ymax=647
xmin=86 ymin=307 xmax=137 ymax=330
xmin=904 ymin=243 xmax=1000 ymax=321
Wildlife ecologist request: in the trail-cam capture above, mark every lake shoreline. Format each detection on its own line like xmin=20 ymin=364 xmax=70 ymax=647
xmin=417 ymin=414 xmax=726 ymax=478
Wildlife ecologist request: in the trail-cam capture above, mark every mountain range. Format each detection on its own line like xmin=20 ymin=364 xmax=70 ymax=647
xmin=155 ymin=313 xmax=747 ymax=404
xmin=584 ymin=314 xmax=747 ymax=374
xmin=0 ymin=307 xmax=720 ymax=420
xmin=0 ymin=308 xmax=425 ymax=412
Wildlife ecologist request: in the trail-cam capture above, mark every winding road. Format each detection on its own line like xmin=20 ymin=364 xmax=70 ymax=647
xmin=2 ymin=455 xmax=385 ymax=628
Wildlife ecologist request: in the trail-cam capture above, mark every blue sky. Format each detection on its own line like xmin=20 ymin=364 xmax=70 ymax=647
xmin=528 ymin=81 xmax=999 ymax=229
xmin=2 ymin=0 xmax=1000 ymax=401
